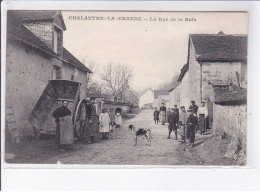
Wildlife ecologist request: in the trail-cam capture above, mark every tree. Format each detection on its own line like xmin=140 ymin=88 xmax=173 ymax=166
xmin=101 ymin=62 xmax=133 ymax=101
xmin=80 ymin=55 xmax=104 ymax=97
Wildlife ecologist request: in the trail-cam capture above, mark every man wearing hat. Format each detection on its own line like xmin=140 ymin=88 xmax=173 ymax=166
xmin=186 ymin=108 xmax=198 ymax=147
xmin=167 ymin=108 xmax=178 ymax=140
xmin=189 ymin=100 xmax=198 ymax=115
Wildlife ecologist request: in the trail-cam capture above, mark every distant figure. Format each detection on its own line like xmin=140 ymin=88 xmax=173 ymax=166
xmin=115 ymin=105 xmax=122 ymax=127
xmin=153 ymin=107 xmax=160 ymax=125
xmin=167 ymin=108 xmax=178 ymax=140
xmin=186 ymin=109 xmax=198 ymax=147
xmin=52 ymin=100 xmax=72 ymax=150
xmin=197 ymin=102 xmax=208 ymax=134
xmin=99 ymin=108 xmax=110 ymax=140
xmin=86 ymin=97 xmax=99 ymax=143
xmin=166 ymin=108 xmax=171 ymax=123
xmin=179 ymin=106 xmax=188 ymax=142
xmin=159 ymin=103 xmax=167 ymax=125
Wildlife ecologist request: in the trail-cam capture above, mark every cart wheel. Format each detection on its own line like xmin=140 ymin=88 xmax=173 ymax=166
xmin=74 ymin=99 xmax=88 ymax=140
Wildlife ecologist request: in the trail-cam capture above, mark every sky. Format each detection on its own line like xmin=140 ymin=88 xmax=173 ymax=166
xmin=62 ymin=11 xmax=248 ymax=92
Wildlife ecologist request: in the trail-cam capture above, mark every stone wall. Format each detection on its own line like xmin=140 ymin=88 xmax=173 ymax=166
xmin=169 ymin=84 xmax=180 ymax=108
xmin=6 ymin=40 xmax=62 ymax=137
xmin=62 ymin=62 xmax=89 ymax=100
xmin=213 ymin=103 xmax=247 ymax=154
xmin=189 ymin=39 xmax=202 ymax=106
xmin=179 ymin=71 xmax=190 ymax=109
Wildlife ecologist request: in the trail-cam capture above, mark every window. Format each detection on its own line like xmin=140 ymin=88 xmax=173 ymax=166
xmin=52 ymin=66 xmax=61 ymax=79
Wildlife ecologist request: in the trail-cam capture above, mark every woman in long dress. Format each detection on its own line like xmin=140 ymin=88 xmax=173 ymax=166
xmin=99 ymin=108 xmax=110 ymax=139
xmin=115 ymin=105 xmax=122 ymax=127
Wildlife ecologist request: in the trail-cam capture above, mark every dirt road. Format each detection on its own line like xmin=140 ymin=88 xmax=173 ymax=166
xmin=43 ymin=109 xmax=181 ymax=165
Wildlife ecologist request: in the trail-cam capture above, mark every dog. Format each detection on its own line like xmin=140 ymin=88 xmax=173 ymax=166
xmin=109 ymin=122 xmax=117 ymax=139
xmin=128 ymin=125 xmax=152 ymax=146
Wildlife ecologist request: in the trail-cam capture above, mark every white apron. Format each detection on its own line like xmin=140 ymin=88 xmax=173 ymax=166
xmin=115 ymin=113 xmax=122 ymax=125
xmin=99 ymin=113 xmax=110 ymax=133
xmin=60 ymin=115 xmax=73 ymax=145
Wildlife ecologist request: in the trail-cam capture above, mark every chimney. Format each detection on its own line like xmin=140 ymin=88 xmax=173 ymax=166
xmin=217 ymin=31 xmax=225 ymax=35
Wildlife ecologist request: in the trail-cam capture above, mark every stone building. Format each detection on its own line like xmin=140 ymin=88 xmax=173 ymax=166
xmin=168 ymin=82 xmax=180 ymax=109
xmin=178 ymin=32 xmax=247 ymax=125
xmin=6 ymin=11 xmax=92 ymax=141
xmin=138 ymin=88 xmax=154 ymax=108
xmin=153 ymin=90 xmax=169 ymax=108
xmin=121 ymin=85 xmax=139 ymax=108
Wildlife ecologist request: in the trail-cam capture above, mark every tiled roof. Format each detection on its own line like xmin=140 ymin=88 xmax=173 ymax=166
xmin=216 ymin=88 xmax=247 ymax=104
xmin=212 ymin=85 xmax=230 ymax=102
xmin=213 ymin=84 xmax=247 ymax=105
xmin=154 ymin=90 xmax=169 ymax=98
xmin=63 ymin=48 xmax=92 ymax=73
xmin=169 ymin=82 xmax=180 ymax=92
xmin=190 ymin=33 xmax=247 ymax=61
xmin=7 ymin=15 xmax=57 ymax=56
xmin=9 ymin=10 xmax=66 ymax=30
xmin=177 ymin=63 xmax=189 ymax=82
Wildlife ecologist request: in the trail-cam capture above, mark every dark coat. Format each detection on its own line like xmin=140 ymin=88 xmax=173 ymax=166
xmin=189 ymin=104 xmax=199 ymax=114
xmin=86 ymin=104 xmax=97 ymax=120
xmin=168 ymin=112 xmax=178 ymax=131
xmin=52 ymin=106 xmax=71 ymax=122
xmin=160 ymin=106 xmax=166 ymax=113
xmin=186 ymin=114 xmax=198 ymax=139
xmin=153 ymin=110 xmax=159 ymax=120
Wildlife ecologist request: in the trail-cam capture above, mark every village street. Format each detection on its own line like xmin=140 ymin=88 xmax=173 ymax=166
xmin=44 ymin=109 xmax=181 ymax=165
xmin=7 ymin=108 xmax=238 ymax=166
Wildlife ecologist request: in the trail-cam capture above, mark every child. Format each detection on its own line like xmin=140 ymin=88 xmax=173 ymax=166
xmin=186 ymin=109 xmax=198 ymax=147
xmin=99 ymin=108 xmax=110 ymax=140
xmin=153 ymin=107 xmax=159 ymax=125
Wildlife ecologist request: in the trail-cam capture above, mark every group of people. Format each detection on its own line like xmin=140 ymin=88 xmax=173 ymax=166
xmin=52 ymin=97 xmax=123 ymax=151
xmin=153 ymin=100 xmax=207 ymax=147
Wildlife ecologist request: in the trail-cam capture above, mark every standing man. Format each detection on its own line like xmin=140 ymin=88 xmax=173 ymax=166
xmin=159 ymin=102 xmax=167 ymax=125
xmin=179 ymin=106 xmax=188 ymax=142
xmin=189 ymin=100 xmax=199 ymax=115
xmin=174 ymin=104 xmax=179 ymax=124
xmin=86 ymin=97 xmax=99 ymax=143
xmin=197 ymin=102 xmax=208 ymax=134
xmin=166 ymin=108 xmax=171 ymax=123
xmin=52 ymin=100 xmax=72 ymax=150
xmin=115 ymin=105 xmax=122 ymax=127
xmin=167 ymin=108 xmax=178 ymax=140
xmin=186 ymin=109 xmax=198 ymax=147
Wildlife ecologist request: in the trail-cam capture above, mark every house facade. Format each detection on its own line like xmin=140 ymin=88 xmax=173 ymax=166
xmin=153 ymin=90 xmax=169 ymax=108
xmin=138 ymin=88 xmax=154 ymax=108
xmin=178 ymin=32 xmax=247 ymax=116
xmin=6 ymin=11 xmax=92 ymax=140
xmin=168 ymin=82 xmax=180 ymax=109
xmin=122 ymin=85 xmax=139 ymax=108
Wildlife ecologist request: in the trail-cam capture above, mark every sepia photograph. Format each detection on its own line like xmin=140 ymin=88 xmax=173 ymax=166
xmin=3 ymin=10 xmax=248 ymax=166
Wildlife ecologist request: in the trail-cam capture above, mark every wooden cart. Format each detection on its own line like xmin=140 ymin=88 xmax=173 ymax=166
xmin=28 ymin=80 xmax=91 ymax=140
